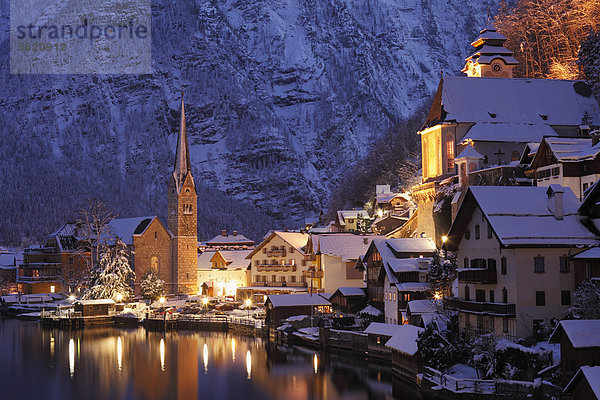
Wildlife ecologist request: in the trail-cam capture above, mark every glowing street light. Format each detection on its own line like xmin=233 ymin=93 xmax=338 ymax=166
xmin=68 ymin=295 xmax=76 ymax=302
xmin=434 ymin=292 xmax=443 ymax=300
xmin=159 ymin=296 xmax=166 ymax=305
xmin=202 ymin=297 xmax=209 ymax=312
xmin=441 ymin=235 xmax=448 ymax=243
xmin=115 ymin=293 xmax=123 ymax=303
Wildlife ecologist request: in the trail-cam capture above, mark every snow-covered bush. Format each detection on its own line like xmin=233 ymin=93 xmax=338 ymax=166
xmin=569 ymin=280 xmax=600 ymax=319
xmin=140 ymin=269 xmax=165 ymax=300
xmin=83 ymin=240 xmax=134 ymax=301
xmin=494 ymin=339 xmax=552 ymax=381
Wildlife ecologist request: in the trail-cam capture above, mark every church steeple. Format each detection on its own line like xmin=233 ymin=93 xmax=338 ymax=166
xmin=173 ymin=92 xmax=193 ymax=192
xmin=462 ymin=19 xmax=518 ymax=78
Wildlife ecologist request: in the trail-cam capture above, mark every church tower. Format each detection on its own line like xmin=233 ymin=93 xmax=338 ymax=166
xmin=462 ymin=20 xmax=518 ymax=78
xmin=168 ymin=93 xmax=198 ymax=294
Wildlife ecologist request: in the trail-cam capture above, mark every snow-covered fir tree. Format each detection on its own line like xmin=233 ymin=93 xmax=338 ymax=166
xmin=83 ymin=240 xmax=134 ymax=301
xmin=578 ymin=29 xmax=600 ymax=99
xmin=569 ymin=280 xmax=600 ymax=319
xmin=140 ymin=269 xmax=165 ymax=301
xmin=428 ymin=250 xmax=457 ymax=297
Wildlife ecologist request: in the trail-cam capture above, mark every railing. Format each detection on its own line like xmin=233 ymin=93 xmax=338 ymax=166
xmin=251 ymin=281 xmax=307 ymax=288
xmin=255 ymin=264 xmax=297 ymax=272
xmin=444 ymin=298 xmax=516 ymax=316
xmin=423 ymin=367 xmax=534 ymax=395
xmin=304 ymin=255 xmax=316 ymax=261
xmin=17 ymin=275 xmax=61 ymax=282
xmin=458 ymin=268 xmax=497 ymax=284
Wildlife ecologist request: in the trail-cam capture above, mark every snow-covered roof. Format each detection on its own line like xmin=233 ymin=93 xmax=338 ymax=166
xmin=205 ymin=233 xmax=254 ymax=245
xmin=0 ymin=252 xmax=19 ymax=268
xmin=385 ymin=324 xmax=424 ymax=356
xmin=363 ymin=322 xmax=404 ymax=337
xmin=449 ymin=186 xmax=599 ymax=247
xmin=313 ymin=234 xmax=384 ymax=261
xmin=385 ymin=238 xmax=436 ymax=254
xmin=542 ymin=137 xmax=600 ymax=162
xmin=267 ymin=293 xmax=331 ymax=308
xmin=395 ymin=282 xmax=431 ymax=292
xmin=334 ymin=287 xmax=366 ymax=297
xmin=436 ymin=76 xmax=600 ymax=127
xmin=455 ymin=145 xmax=483 ymax=160
xmin=210 ymin=250 xmax=252 ymax=269
xmin=460 ymin=122 xmax=558 ymax=144
xmin=550 ymin=320 xmax=600 ymax=348
xmin=319 ymin=292 xmax=334 ymax=300
xmin=197 ymin=251 xmax=215 ymax=269
xmin=565 ymin=366 xmax=600 ymax=397
xmin=337 ymin=210 xmax=369 ymax=225
xmin=247 ymin=231 xmax=309 ymax=259
xmin=573 ymin=247 xmax=600 ymax=259
xmin=107 ymin=216 xmax=157 ymax=245
xmin=388 ymin=258 xmax=431 ymax=273
xmin=77 ymin=299 xmax=116 ymax=306
xmin=407 ymin=299 xmax=441 ymax=314
xmin=358 ymin=305 xmax=382 ymax=316
xmin=376 ymin=192 xmax=410 ymax=204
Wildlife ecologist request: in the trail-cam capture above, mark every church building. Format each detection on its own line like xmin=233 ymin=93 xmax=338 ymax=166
xmin=410 ymin=20 xmax=600 ymax=244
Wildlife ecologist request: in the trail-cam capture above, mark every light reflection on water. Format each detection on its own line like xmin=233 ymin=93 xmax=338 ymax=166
xmin=0 ymin=319 xmax=421 ymax=400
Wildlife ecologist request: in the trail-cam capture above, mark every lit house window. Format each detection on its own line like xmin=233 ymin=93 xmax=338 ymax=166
xmin=50 ymin=285 xmax=55 ymax=293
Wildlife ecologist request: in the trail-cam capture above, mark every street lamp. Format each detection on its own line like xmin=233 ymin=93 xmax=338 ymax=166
xmin=159 ymin=296 xmax=166 ymax=306
xmin=245 ymin=298 xmax=252 ymax=318
xmin=202 ymin=297 xmax=209 ymax=312
xmin=115 ymin=293 xmax=123 ymax=303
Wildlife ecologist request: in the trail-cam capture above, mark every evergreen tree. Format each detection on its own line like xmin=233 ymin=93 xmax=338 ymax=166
xmin=429 ymin=250 xmax=457 ymax=297
xmin=569 ymin=280 xmax=600 ymax=319
xmin=578 ymin=29 xmax=600 ymax=99
xmin=83 ymin=240 xmax=134 ymax=301
xmin=140 ymin=269 xmax=165 ymax=301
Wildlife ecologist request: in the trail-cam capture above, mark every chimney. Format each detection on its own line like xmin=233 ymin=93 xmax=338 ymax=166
xmin=233 ymin=230 xmax=238 ymax=236
xmin=222 ymin=229 xmax=227 ymax=237
xmin=547 ymin=185 xmax=564 ymax=220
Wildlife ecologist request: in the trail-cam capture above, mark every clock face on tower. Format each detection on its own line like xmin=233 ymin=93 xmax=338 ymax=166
xmin=492 ymin=61 xmax=503 ymax=75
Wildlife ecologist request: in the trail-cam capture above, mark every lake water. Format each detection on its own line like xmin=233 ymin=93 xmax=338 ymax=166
xmin=0 ymin=319 xmax=421 ymax=400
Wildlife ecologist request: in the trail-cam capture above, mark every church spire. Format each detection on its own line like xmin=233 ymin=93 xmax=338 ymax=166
xmin=173 ymin=92 xmax=191 ymax=189
xmin=462 ymin=19 xmax=518 ymax=78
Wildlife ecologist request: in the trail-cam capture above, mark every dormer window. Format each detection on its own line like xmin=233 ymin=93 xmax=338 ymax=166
xmin=539 ymin=113 xmax=548 ymax=121
xmin=488 ymin=111 xmax=497 ymax=118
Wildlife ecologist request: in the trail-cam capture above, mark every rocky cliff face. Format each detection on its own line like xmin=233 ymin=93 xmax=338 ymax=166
xmin=0 ymin=0 xmax=497 ymax=244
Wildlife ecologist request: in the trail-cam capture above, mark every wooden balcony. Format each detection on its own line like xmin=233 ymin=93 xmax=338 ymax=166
xmin=458 ymin=268 xmax=497 ymax=284
xmin=255 ymin=264 xmax=296 ymax=272
xmin=305 ymin=255 xmax=316 ymax=261
xmin=266 ymin=249 xmax=286 ymax=257
xmin=444 ymin=298 xmax=516 ymax=317
xmin=250 ymin=281 xmax=307 ymax=288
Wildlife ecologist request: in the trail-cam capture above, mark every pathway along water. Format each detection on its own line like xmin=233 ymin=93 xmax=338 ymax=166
xmin=0 ymin=319 xmax=421 ymax=400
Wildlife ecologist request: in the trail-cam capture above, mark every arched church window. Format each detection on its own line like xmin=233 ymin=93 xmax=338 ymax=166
xmin=151 ymin=256 xmax=159 ymax=273
xmin=446 ymin=134 xmax=455 ymax=172
xmin=511 ymin=150 xmax=520 ymax=162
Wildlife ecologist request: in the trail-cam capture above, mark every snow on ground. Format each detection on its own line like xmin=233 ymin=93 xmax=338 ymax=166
xmin=447 ymin=364 xmax=478 ymax=379
xmin=535 ymin=341 xmax=561 ymax=365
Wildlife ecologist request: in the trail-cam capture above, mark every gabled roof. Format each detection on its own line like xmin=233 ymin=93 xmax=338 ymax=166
xmin=267 ymin=293 xmax=330 ymax=308
xmin=455 ymin=145 xmax=483 ymax=160
xmin=385 ymin=238 xmax=436 ymax=254
xmin=407 ymin=299 xmax=441 ymax=314
xmin=210 ymin=250 xmax=252 ymax=269
xmin=385 ymin=324 xmax=424 ymax=356
xmin=387 ymin=258 xmax=431 ymax=273
xmin=205 ymin=233 xmax=254 ymax=246
xmin=395 ymin=282 xmax=431 ymax=292
xmin=573 ymin=247 xmax=600 ymax=259
xmin=376 ymin=192 xmax=410 ymax=204
xmin=364 ymin=322 xmax=404 ymax=337
xmin=333 ymin=287 xmax=366 ymax=297
xmin=310 ymin=234 xmax=384 ymax=261
xmin=530 ymin=137 xmax=600 ymax=169
xmin=446 ymin=186 xmax=599 ymax=249
xmin=422 ymin=76 xmax=600 ymax=130
xmin=246 ymin=231 xmax=309 ymax=259
xmin=197 ymin=251 xmax=215 ymax=269
xmin=107 ymin=216 xmax=160 ymax=245
xmin=549 ymin=320 xmax=600 ymax=348
xmin=337 ymin=210 xmax=369 ymax=225
xmin=564 ymin=366 xmax=600 ymax=397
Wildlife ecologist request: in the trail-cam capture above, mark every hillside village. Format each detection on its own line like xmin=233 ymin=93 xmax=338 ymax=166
xmin=4 ymin=20 xmax=600 ymax=399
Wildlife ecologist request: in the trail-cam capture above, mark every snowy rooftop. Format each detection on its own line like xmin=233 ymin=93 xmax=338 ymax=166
xmin=376 ymin=192 xmax=410 ymax=204
xmin=313 ymin=234 xmax=384 ymax=261
xmin=197 ymin=251 xmax=215 ymax=269
xmin=461 ymin=186 xmax=599 ymax=247
xmin=550 ymin=320 xmax=600 ymax=348
xmin=407 ymin=299 xmax=441 ymax=314
xmin=385 ymin=324 xmax=424 ymax=356
xmin=565 ymin=366 xmax=600 ymax=397
xmin=334 ymin=287 xmax=366 ymax=297
xmin=211 ymin=249 xmax=252 ymax=269
xmin=387 ymin=258 xmax=431 ymax=273
xmin=0 ymin=252 xmax=19 ymax=268
xmin=205 ymin=233 xmax=254 ymax=245
xmin=395 ymin=282 xmax=431 ymax=292
xmin=337 ymin=210 xmax=368 ymax=224
xmin=363 ymin=322 xmax=404 ymax=337
xmin=455 ymin=145 xmax=483 ymax=160
xmin=385 ymin=238 xmax=436 ymax=254
xmin=460 ymin=122 xmax=558 ymax=144
xmin=573 ymin=247 xmax=600 ymax=259
xmin=441 ymin=76 xmax=600 ymax=126
xmin=248 ymin=231 xmax=309 ymax=258
xmin=77 ymin=299 xmax=116 ymax=305
xmin=267 ymin=293 xmax=331 ymax=308
xmin=543 ymin=137 xmax=600 ymax=162
xmin=107 ymin=216 xmax=157 ymax=245
xmin=358 ymin=305 xmax=382 ymax=316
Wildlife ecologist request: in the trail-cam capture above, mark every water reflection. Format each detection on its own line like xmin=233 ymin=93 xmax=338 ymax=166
xmin=117 ymin=336 xmax=122 ymax=371
xmin=68 ymin=338 xmax=75 ymax=378
xmin=246 ymin=350 xmax=252 ymax=379
xmin=159 ymin=338 xmax=165 ymax=372
xmin=0 ymin=319 xmax=421 ymax=400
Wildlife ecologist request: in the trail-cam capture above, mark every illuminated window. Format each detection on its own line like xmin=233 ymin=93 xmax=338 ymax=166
xmin=446 ymin=135 xmax=455 ymax=172
xmin=50 ymin=285 xmax=55 ymax=293
xmin=151 ymin=256 xmax=159 ymax=273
